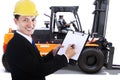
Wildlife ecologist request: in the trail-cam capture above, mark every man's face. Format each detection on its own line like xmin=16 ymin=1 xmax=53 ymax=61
xmin=14 ymin=16 xmax=36 ymax=36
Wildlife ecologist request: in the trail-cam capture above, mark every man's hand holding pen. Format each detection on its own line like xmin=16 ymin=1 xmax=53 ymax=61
xmin=65 ymin=44 xmax=76 ymax=59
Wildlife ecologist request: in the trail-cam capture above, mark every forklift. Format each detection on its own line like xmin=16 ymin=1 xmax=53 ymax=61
xmin=2 ymin=0 xmax=119 ymax=74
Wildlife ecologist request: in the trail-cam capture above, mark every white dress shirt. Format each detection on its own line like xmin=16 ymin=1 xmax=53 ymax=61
xmin=16 ymin=30 xmax=32 ymax=44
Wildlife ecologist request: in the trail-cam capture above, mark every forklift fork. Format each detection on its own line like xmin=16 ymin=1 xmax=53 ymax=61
xmin=106 ymin=46 xmax=120 ymax=69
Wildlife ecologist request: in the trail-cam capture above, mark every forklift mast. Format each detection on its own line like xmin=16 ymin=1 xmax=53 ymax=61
xmin=92 ymin=0 xmax=120 ymax=69
xmin=92 ymin=0 xmax=109 ymax=37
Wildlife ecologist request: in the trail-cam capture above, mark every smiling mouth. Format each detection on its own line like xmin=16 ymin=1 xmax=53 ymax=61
xmin=26 ymin=28 xmax=34 ymax=31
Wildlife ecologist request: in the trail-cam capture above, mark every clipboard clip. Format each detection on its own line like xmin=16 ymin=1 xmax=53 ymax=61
xmin=82 ymin=31 xmax=85 ymax=36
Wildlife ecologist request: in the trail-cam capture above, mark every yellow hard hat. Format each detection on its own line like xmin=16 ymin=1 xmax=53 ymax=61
xmin=14 ymin=0 xmax=38 ymax=16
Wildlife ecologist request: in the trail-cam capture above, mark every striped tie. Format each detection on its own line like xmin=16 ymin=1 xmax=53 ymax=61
xmin=32 ymin=40 xmax=37 ymax=50
xmin=32 ymin=40 xmax=40 ymax=56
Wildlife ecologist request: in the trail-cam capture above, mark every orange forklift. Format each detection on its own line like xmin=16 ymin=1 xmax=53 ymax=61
xmin=2 ymin=0 xmax=119 ymax=74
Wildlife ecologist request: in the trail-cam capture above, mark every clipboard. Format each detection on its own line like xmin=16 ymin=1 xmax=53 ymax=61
xmin=57 ymin=31 xmax=89 ymax=60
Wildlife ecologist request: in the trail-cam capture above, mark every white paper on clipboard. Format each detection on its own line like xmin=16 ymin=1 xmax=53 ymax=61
xmin=57 ymin=31 xmax=89 ymax=60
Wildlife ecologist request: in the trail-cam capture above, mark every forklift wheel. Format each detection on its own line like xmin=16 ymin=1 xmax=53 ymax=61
xmin=2 ymin=53 xmax=11 ymax=72
xmin=78 ymin=48 xmax=104 ymax=73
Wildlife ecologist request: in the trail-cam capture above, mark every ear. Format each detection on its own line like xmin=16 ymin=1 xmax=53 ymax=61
xmin=14 ymin=18 xmax=18 ymax=25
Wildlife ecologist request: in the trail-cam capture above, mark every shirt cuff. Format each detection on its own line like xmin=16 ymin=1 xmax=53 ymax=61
xmin=64 ymin=54 xmax=69 ymax=63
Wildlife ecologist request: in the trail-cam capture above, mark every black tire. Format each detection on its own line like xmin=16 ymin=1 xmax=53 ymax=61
xmin=2 ymin=53 xmax=11 ymax=72
xmin=78 ymin=48 xmax=104 ymax=74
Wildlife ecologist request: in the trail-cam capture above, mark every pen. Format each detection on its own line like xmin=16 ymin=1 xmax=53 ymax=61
xmin=71 ymin=44 xmax=75 ymax=49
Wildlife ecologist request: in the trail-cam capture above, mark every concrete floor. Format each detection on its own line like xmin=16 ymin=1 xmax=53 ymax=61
xmin=54 ymin=64 xmax=120 ymax=75
xmin=1 ymin=61 xmax=120 ymax=80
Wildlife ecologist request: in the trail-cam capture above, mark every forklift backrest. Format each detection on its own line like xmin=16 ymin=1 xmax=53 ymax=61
xmin=55 ymin=18 xmax=62 ymax=33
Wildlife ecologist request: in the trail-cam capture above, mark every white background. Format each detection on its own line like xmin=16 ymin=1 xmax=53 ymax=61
xmin=0 ymin=0 xmax=120 ymax=80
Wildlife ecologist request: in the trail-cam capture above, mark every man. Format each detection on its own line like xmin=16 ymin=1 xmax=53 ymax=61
xmin=58 ymin=15 xmax=73 ymax=33
xmin=5 ymin=0 xmax=76 ymax=80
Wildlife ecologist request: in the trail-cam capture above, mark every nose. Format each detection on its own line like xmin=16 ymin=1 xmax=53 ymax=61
xmin=28 ymin=20 xmax=34 ymax=27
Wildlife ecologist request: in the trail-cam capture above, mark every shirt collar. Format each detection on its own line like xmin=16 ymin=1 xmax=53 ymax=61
xmin=16 ymin=30 xmax=32 ymax=43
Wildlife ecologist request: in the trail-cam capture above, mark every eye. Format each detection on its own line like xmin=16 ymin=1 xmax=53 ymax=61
xmin=32 ymin=18 xmax=36 ymax=22
xmin=23 ymin=18 xmax=29 ymax=22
